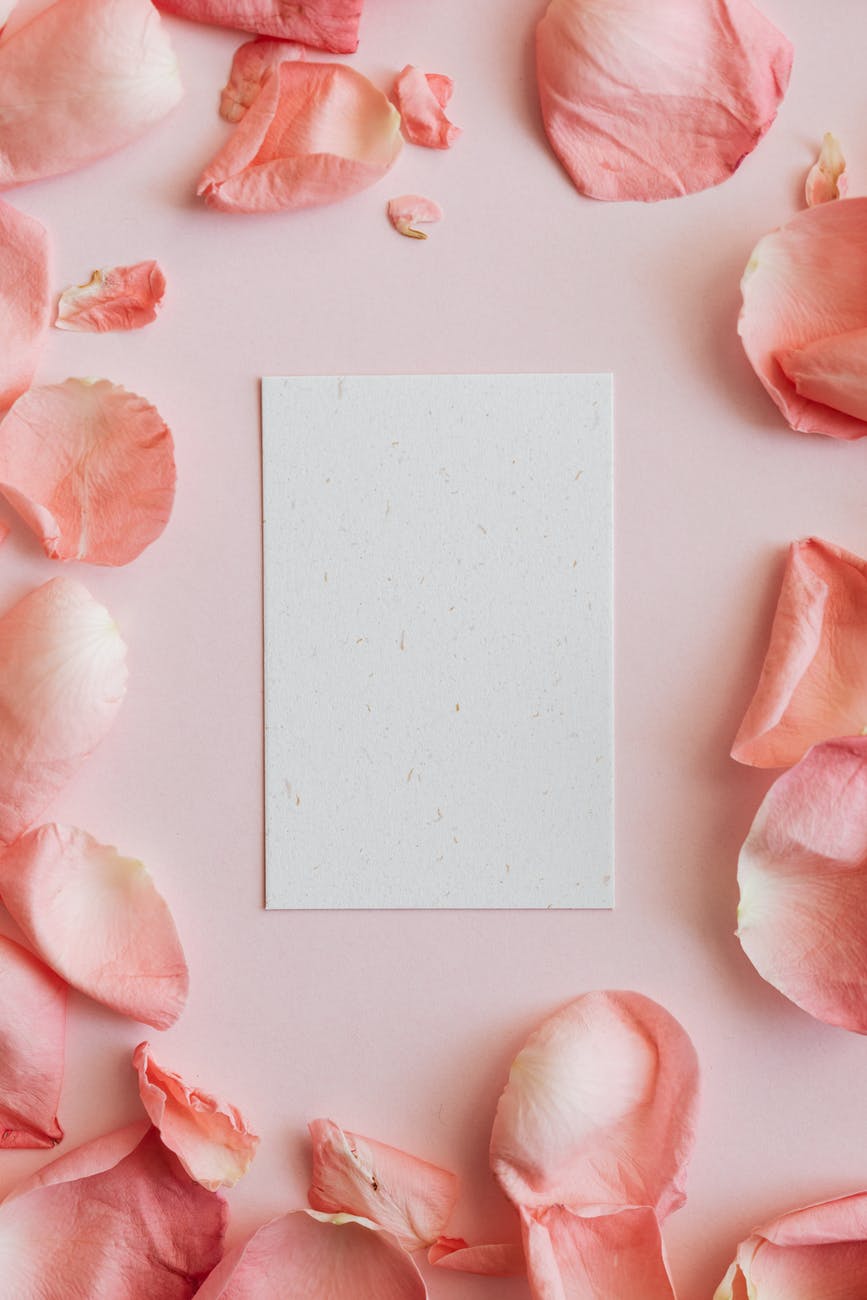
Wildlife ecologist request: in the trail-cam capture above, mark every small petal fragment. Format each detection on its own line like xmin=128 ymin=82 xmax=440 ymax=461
xmin=429 ymin=1237 xmax=525 ymax=1276
xmin=732 ymin=539 xmax=867 ymax=769
xmin=0 ymin=0 xmax=183 ymax=188
xmin=0 ymin=1124 xmax=226 ymax=1297
xmin=523 ymin=1205 xmax=677 ymax=1300
xmin=0 ymin=936 xmax=65 ymax=1149
xmin=157 ymin=0 xmax=362 ymax=52
xmin=55 ymin=261 xmax=166 ymax=333
xmin=393 ymin=66 xmax=460 ymax=149
xmin=0 ymin=378 xmax=176 ymax=565
xmin=0 ymin=579 xmax=127 ymax=846
xmin=387 ymin=195 xmax=443 ymax=240
xmin=0 ymin=197 xmax=50 ymax=410
xmin=536 ymin=0 xmax=792 ymax=202
xmin=806 ymin=133 xmax=848 ymax=207
xmin=0 ymin=825 xmax=188 ymax=1030
xmin=220 ymin=38 xmax=304 ymax=123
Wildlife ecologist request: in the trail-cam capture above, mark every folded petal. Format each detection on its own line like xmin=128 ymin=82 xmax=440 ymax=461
xmin=198 ymin=62 xmax=401 ymax=213
xmin=523 ymin=1204 xmax=676 ymax=1300
xmin=55 ymin=261 xmax=166 ymax=332
xmin=778 ymin=327 xmax=867 ymax=424
xmin=387 ymin=195 xmax=442 ymax=240
xmin=732 ymin=539 xmax=867 ymax=768
xmin=196 ymin=1209 xmax=427 ymax=1298
xmin=0 ymin=377 xmax=176 ymax=565
xmin=0 ymin=935 xmax=65 ymax=1148
xmin=0 ymin=825 xmax=187 ymax=1029
xmin=806 ymin=133 xmax=847 ymax=207
xmin=490 ymin=991 xmax=699 ymax=1217
xmin=0 ymin=1124 xmax=226 ymax=1297
xmin=393 ymin=66 xmax=460 ymax=149
xmin=0 ymin=578 xmax=127 ymax=846
xmin=220 ymin=38 xmax=304 ymax=123
xmin=157 ymin=0 xmax=362 ymax=51
xmin=429 ymin=1237 xmax=525 ymax=1276
xmin=536 ymin=0 xmax=792 ymax=202
xmin=0 ymin=0 xmax=182 ymax=188
xmin=0 ymin=197 xmax=50 ymax=410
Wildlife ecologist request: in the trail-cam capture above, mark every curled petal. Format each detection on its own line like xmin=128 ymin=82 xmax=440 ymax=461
xmin=387 ymin=195 xmax=442 ymax=240
xmin=55 ymin=261 xmax=166 ymax=332
xmin=0 ymin=825 xmax=188 ymax=1030
xmin=732 ymin=539 xmax=867 ymax=769
xmin=0 ymin=198 xmax=50 ymax=409
xmin=490 ymin=991 xmax=699 ymax=1216
xmin=429 ymin=1237 xmax=525 ymax=1276
xmin=0 ymin=1124 xmax=226 ymax=1297
xmin=0 ymin=936 xmax=65 ymax=1148
xmin=0 ymin=378 xmax=176 ymax=565
xmin=0 ymin=578 xmax=127 ymax=846
xmin=806 ymin=133 xmax=848 ymax=207
xmin=157 ymin=0 xmax=361 ymax=51
xmin=778 ymin=327 xmax=867 ymax=424
xmin=393 ymin=66 xmax=460 ymax=149
xmin=220 ymin=38 xmax=304 ymax=123
xmin=0 ymin=0 xmax=182 ymax=188
xmin=523 ymin=1205 xmax=676 ymax=1300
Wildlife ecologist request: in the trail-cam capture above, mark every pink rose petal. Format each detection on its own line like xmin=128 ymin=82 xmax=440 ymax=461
xmin=739 ymin=197 xmax=867 ymax=438
xmin=0 ymin=825 xmax=188 ymax=1029
xmin=0 ymin=1123 xmax=226 ymax=1297
xmin=0 ymin=935 xmax=65 ymax=1149
xmin=134 ymin=1042 xmax=258 ymax=1189
xmin=732 ymin=539 xmax=867 ymax=769
xmin=387 ymin=195 xmax=443 ymax=240
xmin=157 ymin=0 xmax=362 ymax=51
xmin=220 ymin=38 xmax=304 ymax=123
xmin=0 ymin=197 xmax=50 ymax=410
xmin=429 ymin=1237 xmax=525 ymax=1276
xmin=536 ymin=0 xmax=792 ymax=202
xmin=393 ymin=66 xmax=460 ymax=149
xmin=0 ymin=520 xmax=8 ymax=546
xmin=196 ymin=1209 xmax=427 ymax=1298
xmin=0 ymin=378 xmax=176 ymax=565
xmin=55 ymin=261 xmax=166 ymax=332
xmin=0 ymin=578 xmax=127 ymax=846
xmin=0 ymin=0 xmax=182 ymax=188
xmin=308 ymin=1117 xmax=457 ymax=1252
xmin=805 ymin=132 xmax=848 ymax=207
xmin=523 ymin=1204 xmax=677 ymax=1300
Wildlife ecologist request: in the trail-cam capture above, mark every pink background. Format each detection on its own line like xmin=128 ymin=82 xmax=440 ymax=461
xmin=2 ymin=2 xmax=867 ymax=1295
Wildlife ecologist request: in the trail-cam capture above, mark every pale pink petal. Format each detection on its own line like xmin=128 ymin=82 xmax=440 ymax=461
xmin=806 ymin=133 xmax=848 ymax=207
xmin=490 ymin=991 xmax=699 ymax=1217
xmin=55 ymin=261 xmax=166 ymax=333
xmin=0 ymin=579 xmax=127 ymax=846
xmin=0 ymin=825 xmax=187 ymax=1029
xmin=199 ymin=63 xmax=401 ymax=214
xmin=0 ymin=198 xmax=50 ymax=410
xmin=134 ymin=1042 xmax=258 ymax=1189
xmin=739 ymin=197 xmax=867 ymax=438
xmin=196 ymin=1209 xmax=427 ymax=1298
xmin=536 ymin=0 xmax=792 ymax=202
xmin=220 ymin=38 xmax=305 ymax=123
xmin=0 ymin=1124 xmax=226 ymax=1297
xmin=0 ymin=378 xmax=176 ymax=565
xmin=308 ymin=1117 xmax=457 ymax=1252
xmin=0 ymin=935 xmax=65 ymax=1148
xmin=157 ymin=0 xmax=361 ymax=51
xmin=429 ymin=1237 xmax=525 ymax=1276
xmin=732 ymin=539 xmax=867 ymax=769
xmin=387 ymin=194 xmax=443 ymax=240
xmin=523 ymin=1204 xmax=676 ymax=1300
xmin=393 ymin=66 xmax=460 ymax=149
xmin=0 ymin=0 xmax=182 ymax=188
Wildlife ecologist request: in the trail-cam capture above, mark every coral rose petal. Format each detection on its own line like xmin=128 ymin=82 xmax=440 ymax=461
xmin=0 ymin=935 xmax=65 ymax=1148
xmin=393 ymin=66 xmax=460 ymax=149
xmin=196 ymin=1209 xmax=427 ymax=1298
xmin=536 ymin=0 xmax=791 ymax=202
xmin=0 ymin=0 xmax=182 ymax=188
xmin=220 ymin=38 xmax=304 ymax=123
xmin=523 ymin=1204 xmax=676 ymax=1300
xmin=55 ymin=261 xmax=166 ymax=332
xmin=0 ymin=378 xmax=176 ymax=565
xmin=157 ymin=0 xmax=361 ymax=51
xmin=806 ymin=133 xmax=848 ymax=207
xmin=0 ymin=1124 xmax=226 ymax=1297
xmin=429 ymin=1237 xmax=525 ymax=1276
xmin=0 ymin=578 xmax=127 ymax=846
xmin=778 ymin=327 xmax=867 ymax=424
xmin=490 ymin=991 xmax=699 ymax=1216
xmin=134 ymin=1042 xmax=258 ymax=1189
xmin=387 ymin=195 xmax=443 ymax=240
xmin=732 ymin=539 xmax=867 ymax=768
xmin=0 ymin=520 xmax=8 ymax=546
xmin=0 ymin=198 xmax=50 ymax=410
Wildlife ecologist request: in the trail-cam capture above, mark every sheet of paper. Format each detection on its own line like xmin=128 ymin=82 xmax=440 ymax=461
xmin=263 ymin=374 xmax=613 ymax=908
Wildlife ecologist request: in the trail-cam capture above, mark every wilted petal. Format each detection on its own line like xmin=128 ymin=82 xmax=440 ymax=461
xmin=806 ymin=133 xmax=848 ymax=207
xmin=387 ymin=194 xmax=442 ymax=240
xmin=536 ymin=0 xmax=791 ymax=202
xmin=393 ymin=66 xmax=460 ymax=149
xmin=55 ymin=261 xmax=166 ymax=332
xmin=0 ymin=378 xmax=176 ymax=565
xmin=199 ymin=62 xmax=401 ymax=214
xmin=0 ymin=935 xmax=65 ymax=1148
xmin=0 ymin=198 xmax=50 ymax=410
xmin=220 ymin=38 xmax=304 ymax=123
xmin=0 ymin=1123 xmax=226 ymax=1297
xmin=157 ymin=0 xmax=361 ymax=51
xmin=0 ymin=579 xmax=127 ymax=846
xmin=429 ymin=1237 xmax=524 ymax=1276
xmin=732 ymin=539 xmax=867 ymax=769
xmin=0 ymin=0 xmax=182 ymax=188
xmin=196 ymin=1209 xmax=427 ymax=1298
xmin=523 ymin=1205 xmax=676 ymax=1300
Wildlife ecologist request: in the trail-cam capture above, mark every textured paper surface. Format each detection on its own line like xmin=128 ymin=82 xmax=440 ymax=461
xmin=263 ymin=374 xmax=613 ymax=908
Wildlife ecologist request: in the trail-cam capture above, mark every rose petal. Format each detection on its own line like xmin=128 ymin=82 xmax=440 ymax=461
xmin=387 ymin=194 xmax=443 ymax=240
xmin=777 ymin=327 xmax=867 ymax=424
xmin=55 ymin=261 xmax=166 ymax=333
xmin=739 ymin=197 xmax=867 ymax=438
xmin=429 ymin=1237 xmax=525 ymax=1276
xmin=0 ymin=0 xmax=182 ymax=188
xmin=732 ymin=539 xmax=867 ymax=769
xmin=393 ymin=66 xmax=460 ymax=149
xmin=0 ymin=520 xmax=8 ymax=546
xmin=0 ymin=1123 xmax=226 ymax=1297
xmin=806 ymin=133 xmax=848 ymax=207
xmin=196 ymin=1209 xmax=427 ymax=1298
xmin=0 ymin=825 xmax=188 ymax=1030
xmin=490 ymin=991 xmax=699 ymax=1216
xmin=0 ymin=935 xmax=65 ymax=1148
xmin=523 ymin=1204 xmax=677 ymax=1300
xmin=0 ymin=198 xmax=50 ymax=410
xmin=0 ymin=378 xmax=176 ymax=565
xmin=199 ymin=63 xmax=401 ymax=214
xmin=536 ymin=0 xmax=792 ymax=202
xmin=157 ymin=0 xmax=361 ymax=51
xmin=0 ymin=578 xmax=127 ymax=846
xmin=220 ymin=38 xmax=304 ymax=123
xmin=134 ymin=1042 xmax=258 ymax=1189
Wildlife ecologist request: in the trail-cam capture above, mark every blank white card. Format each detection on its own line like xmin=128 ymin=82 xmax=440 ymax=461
xmin=263 ymin=374 xmax=613 ymax=909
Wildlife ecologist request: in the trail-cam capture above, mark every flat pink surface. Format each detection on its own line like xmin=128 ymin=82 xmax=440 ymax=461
xmin=1 ymin=3 xmax=866 ymax=1296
